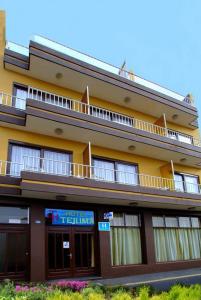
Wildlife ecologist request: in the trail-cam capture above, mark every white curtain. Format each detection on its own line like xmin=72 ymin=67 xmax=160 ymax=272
xmin=185 ymin=175 xmax=199 ymax=194
xmin=110 ymin=214 xmax=142 ymax=266
xmin=93 ymin=159 xmax=115 ymax=182
xmin=14 ymin=88 xmax=27 ymax=110
xmin=10 ymin=145 xmax=40 ymax=176
xmin=174 ymin=174 xmax=184 ymax=192
xmin=43 ymin=150 xmax=70 ymax=176
xmin=116 ymin=163 xmax=137 ymax=185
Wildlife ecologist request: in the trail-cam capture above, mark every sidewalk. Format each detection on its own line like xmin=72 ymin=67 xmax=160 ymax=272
xmin=94 ymin=267 xmax=201 ymax=290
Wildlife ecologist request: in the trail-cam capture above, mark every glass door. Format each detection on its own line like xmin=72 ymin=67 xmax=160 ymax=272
xmin=47 ymin=226 xmax=96 ymax=279
xmin=47 ymin=227 xmax=73 ymax=279
xmin=0 ymin=225 xmax=29 ymax=281
xmin=73 ymin=227 xmax=95 ymax=276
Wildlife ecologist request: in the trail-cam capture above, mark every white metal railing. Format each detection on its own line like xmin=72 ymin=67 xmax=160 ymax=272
xmin=0 ymin=91 xmax=26 ymax=110
xmin=0 ymin=158 xmax=200 ymax=195
xmin=6 ymin=37 xmax=194 ymax=106
xmin=0 ymin=88 xmax=200 ymax=147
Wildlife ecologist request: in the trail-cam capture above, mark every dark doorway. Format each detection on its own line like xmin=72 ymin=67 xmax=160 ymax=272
xmin=47 ymin=226 xmax=96 ymax=279
xmin=0 ymin=225 xmax=29 ymax=281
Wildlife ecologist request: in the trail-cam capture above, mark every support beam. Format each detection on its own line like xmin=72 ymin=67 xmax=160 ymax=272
xmin=83 ymin=142 xmax=91 ymax=178
xmin=81 ymin=86 xmax=89 ymax=114
xmin=30 ymin=203 xmax=46 ymax=282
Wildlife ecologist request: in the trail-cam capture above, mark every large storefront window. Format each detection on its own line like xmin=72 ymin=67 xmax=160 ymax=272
xmin=153 ymin=215 xmax=201 ymax=262
xmin=110 ymin=213 xmax=142 ymax=266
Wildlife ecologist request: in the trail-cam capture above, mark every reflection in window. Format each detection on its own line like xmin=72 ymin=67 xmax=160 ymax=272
xmin=0 ymin=207 xmax=29 ymax=224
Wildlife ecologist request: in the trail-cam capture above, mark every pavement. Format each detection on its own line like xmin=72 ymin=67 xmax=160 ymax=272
xmin=93 ymin=267 xmax=201 ymax=291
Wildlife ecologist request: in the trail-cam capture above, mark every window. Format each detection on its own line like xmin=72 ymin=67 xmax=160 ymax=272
xmin=90 ymin=107 xmax=133 ymax=127
xmin=10 ymin=144 xmax=71 ymax=177
xmin=10 ymin=145 xmax=40 ymax=176
xmin=43 ymin=150 xmax=71 ymax=176
xmin=110 ymin=213 xmax=142 ymax=265
xmin=13 ymin=84 xmax=28 ymax=110
xmin=153 ymin=215 xmax=201 ymax=262
xmin=168 ymin=130 xmax=192 ymax=145
xmin=0 ymin=206 xmax=29 ymax=224
xmin=92 ymin=158 xmax=138 ymax=185
xmin=174 ymin=173 xmax=199 ymax=194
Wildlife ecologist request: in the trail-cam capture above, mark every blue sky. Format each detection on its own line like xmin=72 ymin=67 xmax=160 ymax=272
xmin=1 ymin=0 xmax=201 ymax=125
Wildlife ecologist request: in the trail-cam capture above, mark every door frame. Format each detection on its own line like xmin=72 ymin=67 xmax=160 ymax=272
xmin=0 ymin=224 xmax=30 ymax=281
xmin=46 ymin=225 xmax=98 ymax=279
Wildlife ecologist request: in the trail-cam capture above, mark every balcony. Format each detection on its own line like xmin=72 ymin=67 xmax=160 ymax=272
xmin=4 ymin=38 xmax=198 ymax=129
xmin=0 ymin=157 xmax=200 ymax=195
xmin=5 ymin=39 xmax=194 ymax=107
xmin=1 ymin=157 xmax=201 ymax=209
xmin=0 ymin=88 xmax=200 ymax=149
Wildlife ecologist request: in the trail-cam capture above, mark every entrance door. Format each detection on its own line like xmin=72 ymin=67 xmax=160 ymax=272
xmin=47 ymin=226 xmax=96 ymax=279
xmin=0 ymin=225 xmax=29 ymax=281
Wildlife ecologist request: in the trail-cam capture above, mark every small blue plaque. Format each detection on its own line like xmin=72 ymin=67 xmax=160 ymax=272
xmin=98 ymin=222 xmax=110 ymax=231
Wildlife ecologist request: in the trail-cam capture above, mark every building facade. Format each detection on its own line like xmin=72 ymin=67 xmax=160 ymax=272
xmin=1 ymin=11 xmax=201 ymax=282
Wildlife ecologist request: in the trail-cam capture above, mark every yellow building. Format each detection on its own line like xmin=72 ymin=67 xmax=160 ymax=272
xmin=0 ymin=11 xmax=201 ymax=281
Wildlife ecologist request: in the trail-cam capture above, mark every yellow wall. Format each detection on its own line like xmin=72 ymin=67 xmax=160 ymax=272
xmin=0 ymin=126 xmax=86 ymax=165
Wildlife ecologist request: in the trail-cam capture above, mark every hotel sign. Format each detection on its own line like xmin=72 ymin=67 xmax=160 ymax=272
xmin=45 ymin=209 xmax=94 ymax=226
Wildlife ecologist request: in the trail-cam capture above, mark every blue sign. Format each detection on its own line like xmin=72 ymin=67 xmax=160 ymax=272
xmin=104 ymin=212 xmax=113 ymax=220
xmin=45 ymin=209 xmax=94 ymax=226
xmin=98 ymin=222 xmax=110 ymax=231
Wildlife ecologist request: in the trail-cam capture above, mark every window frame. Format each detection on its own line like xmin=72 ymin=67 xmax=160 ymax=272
xmin=12 ymin=83 xmax=28 ymax=109
xmin=152 ymin=215 xmax=201 ymax=229
xmin=7 ymin=141 xmax=73 ymax=176
xmin=92 ymin=156 xmax=139 ymax=185
xmin=174 ymin=172 xmax=200 ymax=193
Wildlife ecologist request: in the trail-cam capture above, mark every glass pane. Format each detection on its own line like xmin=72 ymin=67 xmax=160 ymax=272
xmin=93 ymin=159 xmax=115 ymax=182
xmin=0 ymin=233 xmax=6 ymax=272
xmin=125 ymin=214 xmax=139 ymax=226
xmin=0 ymin=207 xmax=29 ymax=224
xmin=14 ymin=86 xmax=27 ymax=110
xmin=55 ymin=233 xmax=62 ymax=269
xmin=165 ymin=217 xmax=178 ymax=227
xmin=116 ymin=163 xmax=138 ymax=185
xmin=174 ymin=174 xmax=184 ymax=192
xmin=63 ymin=233 xmax=70 ymax=268
xmin=179 ymin=217 xmax=191 ymax=228
xmin=10 ymin=145 xmax=40 ymax=176
xmin=43 ymin=151 xmax=70 ymax=176
xmin=191 ymin=217 xmax=200 ymax=228
xmin=75 ymin=233 xmax=94 ymax=268
xmin=184 ymin=175 xmax=199 ymax=194
xmin=152 ymin=216 xmax=165 ymax=227
xmin=7 ymin=233 xmax=17 ymax=272
xmin=16 ymin=234 xmax=26 ymax=272
xmin=48 ymin=233 xmax=55 ymax=269
xmin=110 ymin=213 xmax=124 ymax=226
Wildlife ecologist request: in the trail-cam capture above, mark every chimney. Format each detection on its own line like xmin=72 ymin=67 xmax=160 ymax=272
xmin=0 ymin=11 xmax=6 ymax=54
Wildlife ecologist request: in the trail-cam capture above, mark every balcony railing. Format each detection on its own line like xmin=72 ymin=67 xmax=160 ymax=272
xmin=0 ymin=89 xmax=200 ymax=148
xmin=0 ymin=158 xmax=200 ymax=195
xmin=6 ymin=38 xmax=194 ymax=106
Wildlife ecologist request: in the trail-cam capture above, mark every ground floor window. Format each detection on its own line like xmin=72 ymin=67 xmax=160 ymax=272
xmin=153 ymin=215 xmax=201 ymax=262
xmin=110 ymin=213 xmax=142 ymax=266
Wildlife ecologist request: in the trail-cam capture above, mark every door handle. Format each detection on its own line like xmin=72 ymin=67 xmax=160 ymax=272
xmin=68 ymin=253 xmax=72 ymax=259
